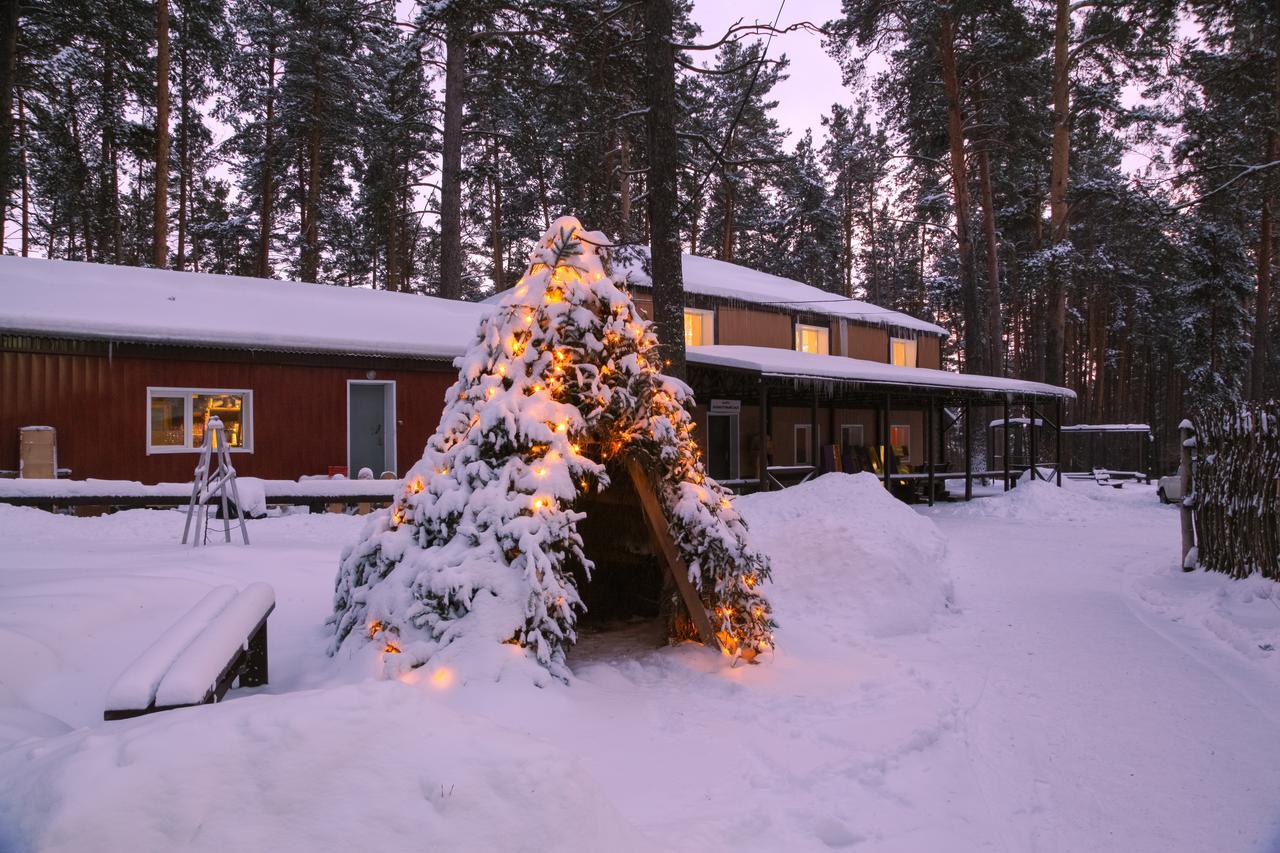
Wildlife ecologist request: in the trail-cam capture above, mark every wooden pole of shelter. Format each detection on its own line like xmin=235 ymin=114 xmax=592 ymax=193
xmin=1056 ymin=397 xmax=1064 ymax=486
xmin=926 ymin=400 xmax=935 ymax=506
xmin=757 ymin=382 xmax=769 ymax=492
xmin=810 ymin=390 xmax=819 ymax=472
xmin=623 ymin=456 xmax=722 ymax=650
xmin=1003 ymin=398 xmax=1011 ymax=491
xmin=883 ymin=393 xmax=894 ymax=492
xmin=1179 ymin=422 xmax=1196 ymax=571
xmin=964 ymin=400 xmax=974 ymax=500
xmin=1029 ymin=401 xmax=1039 ymax=482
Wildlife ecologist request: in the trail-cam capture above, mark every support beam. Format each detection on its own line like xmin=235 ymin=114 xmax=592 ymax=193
xmin=810 ymin=390 xmax=819 ymax=473
xmin=1029 ymin=401 xmax=1039 ymax=481
xmin=964 ymin=400 xmax=973 ymax=500
xmin=884 ymin=393 xmax=894 ymax=493
xmin=1002 ymin=397 xmax=1011 ymax=492
xmin=926 ymin=400 xmax=935 ymax=506
xmin=1056 ymin=397 xmax=1063 ymax=487
xmin=758 ymin=382 xmax=769 ymax=492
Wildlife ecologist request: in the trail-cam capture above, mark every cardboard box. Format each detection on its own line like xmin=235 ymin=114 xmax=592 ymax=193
xmin=19 ymin=426 xmax=57 ymax=479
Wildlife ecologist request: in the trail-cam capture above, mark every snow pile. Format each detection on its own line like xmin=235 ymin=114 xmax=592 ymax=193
xmin=0 ymin=682 xmax=648 ymax=853
xmin=736 ymin=473 xmax=952 ymax=638
xmin=952 ymin=478 xmax=1107 ymax=522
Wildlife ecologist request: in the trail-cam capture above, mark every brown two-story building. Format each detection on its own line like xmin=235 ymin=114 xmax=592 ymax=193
xmin=2 ymin=253 xmax=1072 ymax=500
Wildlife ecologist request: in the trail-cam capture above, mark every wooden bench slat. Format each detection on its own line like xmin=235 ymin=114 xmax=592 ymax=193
xmin=104 ymin=586 xmax=238 ymax=714
xmin=154 ymin=583 xmax=276 ymax=708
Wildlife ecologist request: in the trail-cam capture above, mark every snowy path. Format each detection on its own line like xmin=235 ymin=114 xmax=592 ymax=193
xmin=1 ymin=479 xmax=1278 ymax=852
xmin=921 ymin=493 xmax=1280 ymax=852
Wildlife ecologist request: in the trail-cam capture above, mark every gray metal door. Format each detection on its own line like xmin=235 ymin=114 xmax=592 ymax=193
xmin=349 ymin=383 xmax=387 ymax=477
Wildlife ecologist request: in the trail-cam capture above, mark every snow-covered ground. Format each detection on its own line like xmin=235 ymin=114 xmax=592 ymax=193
xmin=2 ymin=474 xmax=1278 ymax=852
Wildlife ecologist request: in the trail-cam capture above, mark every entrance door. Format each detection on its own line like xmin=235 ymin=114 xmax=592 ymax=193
xmin=348 ymin=381 xmax=396 ymax=478
xmin=707 ymin=413 xmax=739 ymax=481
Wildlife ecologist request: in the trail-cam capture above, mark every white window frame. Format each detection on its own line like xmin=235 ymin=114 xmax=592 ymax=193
xmin=346 ymin=379 xmax=398 ymax=478
xmin=890 ymin=337 xmax=918 ymax=367
xmin=840 ymin=424 xmax=865 ymax=448
xmin=890 ymin=424 xmax=911 ymax=461
xmin=794 ymin=423 xmax=820 ymax=466
xmin=683 ymin=307 xmax=715 ymax=347
xmin=795 ymin=323 xmax=830 ymax=355
xmin=146 ymin=387 xmax=254 ymax=454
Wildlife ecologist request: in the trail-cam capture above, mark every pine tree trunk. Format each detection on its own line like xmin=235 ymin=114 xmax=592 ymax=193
xmin=1046 ymin=0 xmax=1072 ymax=387
xmin=176 ymin=6 xmax=190 ymax=271
xmin=255 ymin=37 xmax=277 ymax=278
xmin=153 ymin=0 xmax=170 ymax=268
xmin=645 ymin=0 xmax=686 ymax=380
xmin=939 ymin=10 xmax=983 ymax=374
xmin=977 ymin=147 xmax=1003 ymax=374
xmin=619 ymin=133 xmax=631 ymax=243
xmin=438 ymin=19 xmax=467 ymax=299
xmin=1249 ymin=48 xmax=1279 ymax=401
xmin=867 ymin=181 xmax=878 ymax=304
xmin=300 ymin=62 xmax=322 ymax=283
xmin=489 ymin=140 xmax=505 ymax=291
xmin=18 ymin=89 xmax=28 ymax=256
xmin=101 ymin=39 xmax=123 ymax=262
xmin=0 ymin=0 xmax=17 ymax=207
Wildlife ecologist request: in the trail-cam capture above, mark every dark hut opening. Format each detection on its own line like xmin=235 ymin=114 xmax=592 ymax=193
xmin=568 ymin=459 xmax=666 ymax=629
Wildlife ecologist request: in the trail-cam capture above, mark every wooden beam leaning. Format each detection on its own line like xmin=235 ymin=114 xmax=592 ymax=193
xmin=623 ymin=456 xmax=722 ymax=651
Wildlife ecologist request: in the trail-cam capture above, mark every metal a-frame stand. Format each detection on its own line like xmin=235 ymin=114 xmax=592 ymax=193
xmin=182 ymin=416 xmax=250 ymax=546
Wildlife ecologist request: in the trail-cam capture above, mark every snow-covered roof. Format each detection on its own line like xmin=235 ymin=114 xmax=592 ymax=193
xmin=485 ymin=250 xmax=949 ymax=337
xmin=624 ymin=252 xmax=948 ymax=337
xmin=688 ymin=345 xmax=1076 ymax=399
xmin=0 ymin=256 xmax=488 ymax=359
xmin=1060 ymin=424 xmax=1151 ymax=433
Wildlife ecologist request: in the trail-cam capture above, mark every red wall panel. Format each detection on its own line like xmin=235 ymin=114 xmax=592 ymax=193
xmin=1 ymin=350 xmax=455 ymax=482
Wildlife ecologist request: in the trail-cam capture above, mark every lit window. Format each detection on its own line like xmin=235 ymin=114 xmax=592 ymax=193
xmin=890 ymin=337 xmax=918 ymax=367
xmin=147 ymin=387 xmax=253 ymax=453
xmin=795 ymin=324 xmax=830 ymax=355
xmin=684 ymin=308 xmax=714 ymax=347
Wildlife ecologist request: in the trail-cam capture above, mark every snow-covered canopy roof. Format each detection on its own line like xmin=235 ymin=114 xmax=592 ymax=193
xmin=1060 ymin=424 xmax=1151 ymax=433
xmin=609 ymin=251 xmax=949 ymax=337
xmin=689 ymin=345 xmax=1076 ymax=399
xmin=0 ymin=256 xmax=488 ymax=359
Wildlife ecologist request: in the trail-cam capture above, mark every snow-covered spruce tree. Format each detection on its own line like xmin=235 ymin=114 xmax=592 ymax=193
xmin=330 ymin=217 xmax=775 ymax=680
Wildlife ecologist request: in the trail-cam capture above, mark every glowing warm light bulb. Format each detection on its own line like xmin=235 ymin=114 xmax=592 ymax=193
xmin=486 ymin=387 xmax=497 ymax=398
xmin=430 ymin=667 xmax=454 ymax=688
xmin=570 ymin=443 xmax=581 ymax=454
xmin=368 ymin=620 xmax=384 ymax=638
xmin=411 ymin=478 xmax=424 ymax=493
xmin=534 ymin=467 xmax=547 ymax=477
xmin=556 ymin=421 xmax=568 ymax=433
xmin=383 ymin=641 xmax=401 ymax=654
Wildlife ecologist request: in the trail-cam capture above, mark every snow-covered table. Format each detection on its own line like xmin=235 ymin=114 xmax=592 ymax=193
xmin=0 ymin=477 xmax=400 ymax=510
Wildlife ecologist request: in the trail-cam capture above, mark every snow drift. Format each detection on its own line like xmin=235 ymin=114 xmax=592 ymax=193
xmin=736 ymin=473 xmax=952 ymax=638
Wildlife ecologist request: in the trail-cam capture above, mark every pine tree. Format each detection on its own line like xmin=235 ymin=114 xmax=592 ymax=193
xmin=330 ymin=217 xmax=775 ymax=680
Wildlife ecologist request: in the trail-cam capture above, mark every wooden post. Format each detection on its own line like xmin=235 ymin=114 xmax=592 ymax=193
xmin=1002 ymin=397 xmax=1011 ymax=491
xmin=1029 ymin=402 xmax=1039 ymax=481
xmin=926 ymin=400 xmax=935 ymax=506
xmin=1180 ymin=421 xmax=1196 ymax=571
xmin=883 ymin=393 xmax=893 ymax=492
xmin=757 ymin=382 xmax=769 ymax=492
xmin=1056 ymin=397 xmax=1063 ymax=487
xmin=810 ymin=390 xmax=819 ymax=473
xmin=624 ymin=457 xmax=721 ymax=650
xmin=964 ymin=400 xmax=974 ymax=500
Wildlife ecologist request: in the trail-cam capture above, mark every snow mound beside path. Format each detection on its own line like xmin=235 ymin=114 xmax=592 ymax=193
xmin=0 ymin=681 xmax=648 ymax=853
xmin=736 ymin=472 xmax=952 ymax=638
xmin=953 ymin=478 xmax=1107 ymax=522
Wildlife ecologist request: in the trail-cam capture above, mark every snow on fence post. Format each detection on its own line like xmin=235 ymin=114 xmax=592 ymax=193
xmin=1178 ymin=420 xmax=1196 ymax=571
xmin=1189 ymin=404 xmax=1280 ymax=581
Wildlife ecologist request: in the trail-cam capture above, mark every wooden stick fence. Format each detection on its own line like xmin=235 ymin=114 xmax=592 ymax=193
xmin=1188 ymin=404 xmax=1280 ymax=580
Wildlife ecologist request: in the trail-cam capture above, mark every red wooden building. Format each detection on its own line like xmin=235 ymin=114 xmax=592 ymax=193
xmin=1 ymin=257 xmax=483 ymax=482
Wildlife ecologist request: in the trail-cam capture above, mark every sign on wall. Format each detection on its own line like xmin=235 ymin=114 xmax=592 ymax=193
xmin=709 ymin=399 xmax=741 ymax=415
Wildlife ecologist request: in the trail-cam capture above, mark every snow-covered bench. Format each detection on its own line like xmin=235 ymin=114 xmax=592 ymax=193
xmin=104 ymin=583 xmax=275 ymax=721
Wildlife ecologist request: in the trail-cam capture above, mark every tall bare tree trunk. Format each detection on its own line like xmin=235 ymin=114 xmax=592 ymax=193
xmin=645 ymin=0 xmax=686 ymax=380
xmin=977 ymin=147 xmax=1003 ymax=374
xmin=0 ymin=0 xmax=17 ymax=209
xmin=619 ymin=133 xmax=632 ymax=243
xmin=176 ymin=6 xmax=190 ymax=270
xmin=18 ymin=89 xmax=28 ymax=255
xmin=939 ymin=10 xmax=983 ymax=374
xmin=719 ymin=169 xmax=736 ymax=262
xmin=489 ymin=139 xmax=505 ymax=291
xmin=1046 ymin=0 xmax=1072 ymax=387
xmin=1249 ymin=48 xmax=1279 ymax=400
xmin=438 ymin=19 xmax=467 ymax=299
xmin=153 ymin=0 xmax=170 ymax=268
xmin=255 ymin=37 xmax=277 ymax=278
